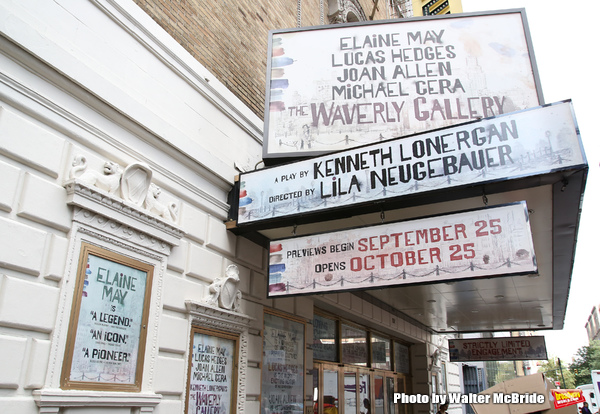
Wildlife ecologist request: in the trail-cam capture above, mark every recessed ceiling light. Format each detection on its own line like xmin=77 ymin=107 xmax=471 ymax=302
xmin=427 ymin=299 xmax=437 ymax=303
xmin=495 ymin=295 xmax=505 ymax=299
xmin=537 ymin=324 xmax=545 ymax=327
xmin=471 ymin=309 xmax=479 ymax=313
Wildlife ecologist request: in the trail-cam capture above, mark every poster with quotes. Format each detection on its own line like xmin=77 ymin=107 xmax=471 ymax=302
xmin=62 ymin=243 xmax=153 ymax=391
xmin=187 ymin=329 xmax=237 ymax=414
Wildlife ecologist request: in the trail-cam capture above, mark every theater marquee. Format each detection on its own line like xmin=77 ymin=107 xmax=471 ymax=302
xmin=267 ymin=202 xmax=536 ymax=297
xmin=236 ymin=101 xmax=584 ymax=227
xmin=449 ymin=336 xmax=548 ymax=362
xmin=263 ymin=9 xmax=542 ymax=161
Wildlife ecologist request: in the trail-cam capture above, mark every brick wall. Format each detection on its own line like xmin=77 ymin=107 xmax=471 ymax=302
xmin=133 ymin=0 xmax=393 ymax=119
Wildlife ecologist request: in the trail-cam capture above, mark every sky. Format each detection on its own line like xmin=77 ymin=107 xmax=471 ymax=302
xmin=460 ymin=0 xmax=599 ymax=364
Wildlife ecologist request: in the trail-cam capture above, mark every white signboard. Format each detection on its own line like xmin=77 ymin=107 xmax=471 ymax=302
xmin=268 ymin=202 xmax=536 ymax=297
xmin=263 ymin=10 xmax=542 ymax=159
xmin=239 ymin=101 xmax=584 ymax=225
xmin=449 ymin=336 xmax=548 ymax=361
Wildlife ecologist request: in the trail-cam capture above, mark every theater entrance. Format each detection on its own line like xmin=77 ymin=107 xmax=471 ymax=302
xmin=311 ymin=362 xmax=411 ymax=414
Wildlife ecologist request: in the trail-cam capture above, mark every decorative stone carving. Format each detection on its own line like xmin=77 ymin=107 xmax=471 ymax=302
xmin=144 ymin=184 xmax=178 ymax=222
xmin=204 ymin=265 xmax=243 ymax=311
xmin=121 ymin=162 xmax=153 ymax=206
xmin=70 ymin=154 xmax=123 ymax=195
xmin=328 ymin=0 xmax=367 ymax=23
xmin=68 ymin=155 xmax=179 ymax=223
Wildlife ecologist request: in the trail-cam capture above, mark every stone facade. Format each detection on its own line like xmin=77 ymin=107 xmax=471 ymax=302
xmin=132 ymin=0 xmax=394 ymax=118
xmin=0 ymin=1 xmax=451 ymax=413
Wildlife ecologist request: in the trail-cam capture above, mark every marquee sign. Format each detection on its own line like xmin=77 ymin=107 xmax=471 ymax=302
xmin=263 ymin=9 xmax=542 ymax=161
xmin=267 ymin=202 xmax=536 ymax=297
xmin=237 ymin=101 xmax=585 ymax=227
xmin=448 ymin=335 xmax=548 ymax=362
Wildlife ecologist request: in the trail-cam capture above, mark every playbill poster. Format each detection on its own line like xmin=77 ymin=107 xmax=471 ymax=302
xmin=63 ymin=244 xmax=152 ymax=390
xmin=261 ymin=313 xmax=305 ymax=414
xmin=187 ymin=331 xmax=236 ymax=414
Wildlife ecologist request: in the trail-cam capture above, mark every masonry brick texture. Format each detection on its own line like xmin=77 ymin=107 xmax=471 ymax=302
xmin=133 ymin=0 xmax=390 ymax=120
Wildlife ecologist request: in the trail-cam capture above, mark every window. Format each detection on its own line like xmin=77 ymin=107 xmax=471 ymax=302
xmin=371 ymin=334 xmax=391 ymax=370
xmin=341 ymin=323 xmax=368 ymax=366
xmin=394 ymin=341 xmax=410 ymax=374
xmin=313 ymin=314 xmax=338 ymax=361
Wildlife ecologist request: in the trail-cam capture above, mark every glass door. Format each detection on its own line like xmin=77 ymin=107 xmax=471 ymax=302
xmin=344 ymin=370 xmax=358 ymax=414
xmin=324 ymin=367 xmax=340 ymax=414
xmin=386 ymin=376 xmax=395 ymax=414
xmin=358 ymin=371 xmax=370 ymax=414
xmin=314 ymin=362 xmax=409 ymax=414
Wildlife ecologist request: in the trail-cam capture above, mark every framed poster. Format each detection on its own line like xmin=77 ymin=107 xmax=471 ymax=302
xmin=261 ymin=311 xmax=305 ymax=414
xmin=61 ymin=243 xmax=153 ymax=391
xmin=186 ymin=327 xmax=239 ymax=414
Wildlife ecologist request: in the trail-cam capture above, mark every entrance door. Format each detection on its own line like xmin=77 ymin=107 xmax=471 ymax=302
xmin=313 ymin=362 xmax=407 ymax=414
xmin=312 ymin=363 xmax=341 ymax=414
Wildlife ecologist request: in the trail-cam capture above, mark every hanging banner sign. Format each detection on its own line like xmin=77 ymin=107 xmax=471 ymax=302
xmin=267 ymin=202 xmax=536 ymax=297
xmin=263 ymin=9 xmax=542 ymax=160
xmin=550 ymin=390 xmax=586 ymax=409
xmin=239 ymin=101 xmax=584 ymax=225
xmin=448 ymin=335 xmax=547 ymax=362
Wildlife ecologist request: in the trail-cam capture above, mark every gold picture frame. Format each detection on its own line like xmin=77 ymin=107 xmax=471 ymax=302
xmin=185 ymin=326 xmax=239 ymax=414
xmin=61 ymin=242 xmax=154 ymax=391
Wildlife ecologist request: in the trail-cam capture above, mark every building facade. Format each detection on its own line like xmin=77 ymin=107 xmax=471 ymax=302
xmin=585 ymin=305 xmax=600 ymax=343
xmin=0 ymin=1 xmax=460 ymax=414
xmin=411 ymin=0 xmax=462 ymax=17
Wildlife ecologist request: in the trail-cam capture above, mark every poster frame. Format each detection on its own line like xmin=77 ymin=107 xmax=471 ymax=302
xmin=261 ymin=309 xmax=306 ymax=414
xmin=185 ymin=326 xmax=240 ymax=414
xmin=61 ymin=242 xmax=154 ymax=391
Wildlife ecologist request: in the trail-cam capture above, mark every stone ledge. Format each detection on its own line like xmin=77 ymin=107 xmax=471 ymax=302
xmin=33 ymin=388 xmax=162 ymax=411
xmin=65 ymin=179 xmax=185 ymax=247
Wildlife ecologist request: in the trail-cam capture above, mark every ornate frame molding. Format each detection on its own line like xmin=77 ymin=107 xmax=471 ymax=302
xmin=38 ymin=179 xmax=186 ymax=412
xmin=185 ymin=301 xmax=254 ymax=414
xmin=65 ymin=179 xmax=185 ymax=253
